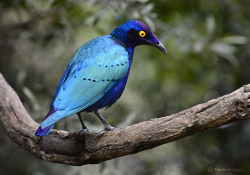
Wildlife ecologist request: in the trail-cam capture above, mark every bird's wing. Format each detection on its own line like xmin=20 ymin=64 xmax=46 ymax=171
xmin=41 ymin=36 xmax=129 ymax=128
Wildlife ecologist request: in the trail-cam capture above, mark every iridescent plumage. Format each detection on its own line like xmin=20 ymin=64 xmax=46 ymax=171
xmin=35 ymin=20 xmax=167 ymax=137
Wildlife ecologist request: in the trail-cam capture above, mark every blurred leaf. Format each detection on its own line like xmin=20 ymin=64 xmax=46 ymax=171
xmin=222 ymin=36 xmax=248 ymax=45
xmin=16 ymin=69 xmax=27 ymax=88
xmin=193 ymin=39 xmax=205 ymax=53
xmin=143 ymin=16 xmax=155 ymax=31
xmin=210 ymin=41 xmax=237 ymax=55
xmin=206 ymin=15 xmax=215 ymax=36
xmin=209 ymin=41 xmax=239 ymax=65
xmin=22 ymin=86 xmax=40 ymax=111
xmin=140 ymin=3 xmax=154 ymax=15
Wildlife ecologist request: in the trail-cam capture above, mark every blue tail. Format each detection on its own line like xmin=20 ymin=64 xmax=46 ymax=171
xmin=35 ymin=124 xmax=55 ymax=136
xmin=35 ymin=107 xmax=57 ymax=136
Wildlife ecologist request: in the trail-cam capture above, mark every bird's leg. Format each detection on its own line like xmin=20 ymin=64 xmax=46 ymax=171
xmin=77 ymin=113 xmax=91 ymax=136
xmin=94 ymin=110 xmax=117 ymax=140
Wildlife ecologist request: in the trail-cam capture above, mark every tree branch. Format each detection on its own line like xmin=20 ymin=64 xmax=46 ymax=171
xmin=0 ymin=73 xmax=250 ymax=166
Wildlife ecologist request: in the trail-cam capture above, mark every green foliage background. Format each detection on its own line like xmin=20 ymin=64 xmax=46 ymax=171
xmin=0 ymin=0 xmax=250 ymax=174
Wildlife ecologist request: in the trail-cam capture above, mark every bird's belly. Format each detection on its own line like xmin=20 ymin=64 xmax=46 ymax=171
xmin=85 ymin=71 xmax=129 ymax=111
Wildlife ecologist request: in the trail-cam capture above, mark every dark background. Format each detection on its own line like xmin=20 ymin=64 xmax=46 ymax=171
xmin=0 ymin=0 xmax=250 ymax=174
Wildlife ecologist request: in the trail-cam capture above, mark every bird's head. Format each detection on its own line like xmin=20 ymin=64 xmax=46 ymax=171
xmin=111 ymin=20 xmax=167 ymax=54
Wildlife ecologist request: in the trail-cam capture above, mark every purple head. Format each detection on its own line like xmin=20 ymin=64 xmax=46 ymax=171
xmin=111 ymin=20 xmax=167 ymax=54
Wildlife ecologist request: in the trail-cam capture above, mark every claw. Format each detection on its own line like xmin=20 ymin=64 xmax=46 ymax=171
xmin=92 ymin=110 xmax=119 ymax=141
xmin=79 ymin=128 xmax=92 ymax=136
xmin=95 ymin=126 xmax=117 ymax=141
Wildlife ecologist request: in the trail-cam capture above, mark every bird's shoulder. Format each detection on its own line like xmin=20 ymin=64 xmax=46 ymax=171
xmin=72 ymin=35 xmax=129 ymax=65
xmin=69 ymin=35 xmax=130 ymax=81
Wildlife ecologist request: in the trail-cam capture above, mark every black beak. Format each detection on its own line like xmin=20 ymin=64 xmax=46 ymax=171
xmin=149 ymin=41 xmax=167 ymax=54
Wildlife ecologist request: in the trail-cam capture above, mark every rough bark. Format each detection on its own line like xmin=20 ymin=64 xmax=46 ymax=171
xmin=0 ymin=73 xmax=250 ymax=166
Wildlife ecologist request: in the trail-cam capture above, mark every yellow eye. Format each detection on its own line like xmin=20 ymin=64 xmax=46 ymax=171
xmin=139 ymin=31 xmax=146 ymax=37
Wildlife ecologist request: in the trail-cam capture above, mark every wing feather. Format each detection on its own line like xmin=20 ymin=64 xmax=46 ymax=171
xmin=41 ymin=35 xmax=129 ymax=128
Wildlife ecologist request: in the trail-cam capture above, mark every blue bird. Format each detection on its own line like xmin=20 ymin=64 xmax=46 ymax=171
xmin=35 ymin=20 xmax=167 ymax=138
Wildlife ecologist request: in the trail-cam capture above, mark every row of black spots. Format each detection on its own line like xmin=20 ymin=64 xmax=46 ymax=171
xmin=82 ymin=77 xmax=99 ymax=82
xmin=83 ymin=77 xmax=117 ymax=82
xmin=101 ymin=62 xmax=128 ymax=68
xmin=101 ymin=79 xmax=117 ymax=82
xmin=106 ymin=78 xmax=117 ymax=82
xmin=88 ymin=78 xmax=94 ymax=82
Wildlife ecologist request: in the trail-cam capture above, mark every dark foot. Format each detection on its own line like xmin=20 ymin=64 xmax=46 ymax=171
xmin=79 ymin=128 xmax=92 ymax=136
xmin=95 ymin=126 xmax=117 ymax=141
xmin=93 ymin=110 xmax=119 ymax=140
